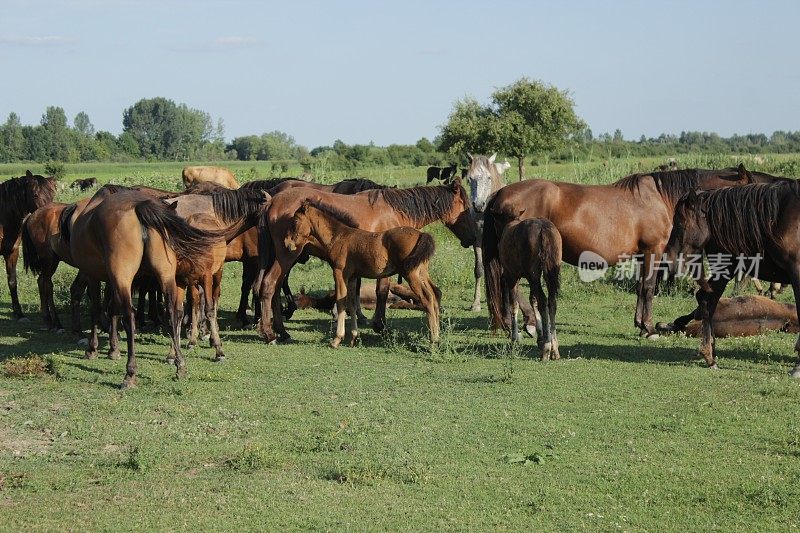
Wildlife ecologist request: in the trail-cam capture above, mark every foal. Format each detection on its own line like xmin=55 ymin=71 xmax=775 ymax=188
xmin=284 ymin=201 xmax=441 ymax=347
xmin=486 ymin=218 xmax=562 ymax=360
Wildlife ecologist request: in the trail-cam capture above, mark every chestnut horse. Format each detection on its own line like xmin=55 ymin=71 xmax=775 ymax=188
xmin=664 ymin=182 xmax=800 ymax=376
xmin=284 ymin=201 xmax=441 ymax=346
xmin=257 ymin=178 xmax=476 ymax=343
xmin=483 ymin=165 xmax=786 ymax=338
xmin=486 ymin=218 xmax=562 ymax=360
xmin=1 ymin=171 xmax=57 ymax=320
xmin=59 ymin=189 xmax=225 ymax=387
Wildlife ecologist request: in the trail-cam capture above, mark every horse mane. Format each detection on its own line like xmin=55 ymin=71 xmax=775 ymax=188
xmin=332 ymin=178 xmax=388 ymax=193
xmin=59 ymin=203 xmax=78 ymax=242
xmin=209 ymin=187 xmax=266 ymax=223
xmin=98 ymin=183 xmax=135 ymax=195
xmin=241 ymin=178 xmax=295 ymax=191
xmin=367 ymin=183 xmax=463 ymax=225
xmin=0 ymin=173 xmax=56 ymax=218
xmin=699 ymin=181 xmax=800 ymax=254
xmin=614 ymin=169 xmax=700 ymax=204
xmin=301 ymin=200 xmax=360 ymax=228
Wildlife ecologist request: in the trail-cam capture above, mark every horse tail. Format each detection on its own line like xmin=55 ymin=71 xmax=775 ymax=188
xmin=540 ymin=222 xmax=561 ymax=301
xmin=21 ymin=216 xmax=43 ymax=275
xmin=257 ymin=206 xmax=275 ymax=272
xmin=403 ymin=232 xmax=436 ymax=272
xmin=58 ymin=203 xmax=78 ymax=244
xmin=483 ymin=202 xmax=506 ymax=331
xmin=134 ymin=199 xmax=222 ymax=270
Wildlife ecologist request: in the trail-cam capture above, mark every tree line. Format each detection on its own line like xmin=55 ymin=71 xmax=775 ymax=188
xmin=2 ymin=92 xmax=800 ymax=176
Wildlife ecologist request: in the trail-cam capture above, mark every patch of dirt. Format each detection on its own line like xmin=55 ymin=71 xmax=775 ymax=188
xmin=0 ymin=426 xmax=50 ymax=457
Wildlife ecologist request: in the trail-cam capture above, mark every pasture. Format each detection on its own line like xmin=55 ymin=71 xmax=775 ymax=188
xmin=1 ymin=157 xmax=800 ymax=530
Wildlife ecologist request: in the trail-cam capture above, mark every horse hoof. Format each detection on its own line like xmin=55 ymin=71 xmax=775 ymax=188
xmin=120 ymin=376 xmax=137 ymax=390
xmin=789 ymin=367 xmax=800 ymax=378
xmin=107 ymin=351 xmax=121 ymax=361
xmin=470 ymin=304 xmax=481 ymax=312
xmin=655 ymin=322 xmax=675 ymax=333
xmin=214 ymin=356 xmax=225 ymax=363
xmin=85 ymin=351 xmax=98 ymax=360
xmin=330 ymin=338 xmax=342 ymax=349
xmin=524 ymin=325 xmax=537 ymax=339
xmin=709 ymin=363 xmax=720 ymax=371
xmin=645 ymin=333 xmax=660 ymax=341
xmin=165 ymin=357 xmax=175 ymax=366
xmin=174 ymin=368 xmax=187 ymax=380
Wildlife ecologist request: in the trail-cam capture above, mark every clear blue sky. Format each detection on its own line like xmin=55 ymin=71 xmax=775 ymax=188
xmin=1 ymin=0 xmax=798 ymax=148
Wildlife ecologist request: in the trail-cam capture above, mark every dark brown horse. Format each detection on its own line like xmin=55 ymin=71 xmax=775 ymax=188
xmin=70 ymin=177 xmax=98 ymax=191
xmin=483 ymin=165 xmax=787 ymax=338
xmin=486 ymin=218 xmax=562 ymax=360
xmin=284 ymin=201 xmax=441 ymax=346
xmin=664 ymin=181 xmax=800 ymax=375
xmin=1 ymin=171 xmax=57 ymax=320
xmin=257 ymin=178 xmax=476 ymax=343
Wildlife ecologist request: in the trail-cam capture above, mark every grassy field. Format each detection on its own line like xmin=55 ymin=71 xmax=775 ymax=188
xmin=1 ymin=157 xmax=800 ymax=530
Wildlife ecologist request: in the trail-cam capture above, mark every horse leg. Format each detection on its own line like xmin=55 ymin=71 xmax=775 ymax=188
xmin=85 ymin=280 xmax=101 ymax=359
xmin=657 ymin=308 xmax=699 ymax=334
xmin=237 ymin=261 xmax=256 ymax=326
xmin=105 ymin=277 xmax=137 ymax=388
xmin=282 ymin=272 xmax=297 ymax=320
xmin=330 ymin=271 xmax=348 ymax=348
xmin=166 ymin=283 xmax=187 ymax=380
xmin=638 ymin=249 xmax=662 ymax=338
xmin=546 ymin=267 xmax=560 ymax=360
xmin=257 ymin=260 xmax=289 ymax=343
xmin=530 ymin=272 xmax=552 ymax=361
xmin=5 ymin=249 xmax=25 ymax=320
xmin=470 ymin=245 xmax=483 ymax=312
xmin=502 ymin=272 xmax=519 ymax=342
xmin=372 ymin=277 xmax=390 ymax=333
xmin=696 ymin=279 xmax=726 ymax=369
xmin=406 ymin=271 xmax=438 ymax=344
xmin=787 ymin=273 xmax=800 ymax=377
xmin=207 ymin=270 xmax=225 ymax=362
xmin=346 ymin=278 xmax=359 ymax=347
xmin=37 ymin=273 xmax=51 ymax=330
xmin=510 ymin=282 xmax=520 ymax=344
xmin=45 ymin=262 xmax=64 ymax=333
xmin=107 ymin=306 xmax=121 ymax=361
xmin=135 ymin=285 xmax=147 ymax=326
xmin=187 ymin=284 xmax=200 ymax=349
xmin=355 ymin=277 xmax=369 ymax=325
xmin=70 ymin=273 xmax=88 ymax=339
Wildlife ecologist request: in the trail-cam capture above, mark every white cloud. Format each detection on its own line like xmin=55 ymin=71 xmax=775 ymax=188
xmin=0 ymin=35 xmax=77 ymax=47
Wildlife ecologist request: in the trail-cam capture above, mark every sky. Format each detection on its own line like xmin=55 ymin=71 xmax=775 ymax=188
xmin=1 ymin=0 xmax=798 ymax=148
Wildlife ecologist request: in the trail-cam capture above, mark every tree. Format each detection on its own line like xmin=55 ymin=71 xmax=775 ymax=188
xmin=40 ymin=106 xmax=71 ymax=161
xmin=0 ymin=113 xmax=25 ymax=162
xmin=492 ymin=79 xmax=584 ymax=180
xmin=74 ymin=111 xmax=95 ymax=136
xmin=122 ymin=97 xmax=212 ymax=160
xmin=438 ymin=97 xmax=498 ymax=156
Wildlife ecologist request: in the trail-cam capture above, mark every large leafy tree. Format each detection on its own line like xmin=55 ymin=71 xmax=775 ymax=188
xmin=0 ymin=113 xmax=25 ymax=162
xmin=122 ymin=97 xmax=212 ymax=160
xmin=41 ymin=106 xmax=72 ymax=161
xmin=439 ymin=78 xmax=584 ymax=180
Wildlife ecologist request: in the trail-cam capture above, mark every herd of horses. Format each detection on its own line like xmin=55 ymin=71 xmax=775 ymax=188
xmin=2 ymin=156 xmax=800 ymax=388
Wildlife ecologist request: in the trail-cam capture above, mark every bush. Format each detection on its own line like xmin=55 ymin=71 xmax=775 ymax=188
xmin=43 ymin=160 xmax=66 ymax=180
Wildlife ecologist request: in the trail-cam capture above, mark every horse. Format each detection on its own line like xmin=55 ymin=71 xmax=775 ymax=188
xmin=294 ymin=281 xmax=426 ymax=313
xmin=59 ymin=189 xmax=226 ymax=388
xmin=1 ymin=171 xmax=57 ymax=320
xmin=284 ymin=201 xmax=441 ymax=347
xmin=182 ymin=166 xmax=240 ymax=189
xmin=465 ymin=153 xmax=508 ymax=312
xmin=426 ymin=166 xmax=442 ymax=183
xmin=483 ymin=164 xmax=787 ymax=338
xmin=486 ymin=218 xmax=562 ymax=360
xmin=656 ymin=295 xmax=798 ymax=338
xmin=70 ymin=177 xmax=98 ymax=191
xmin=663 ymin=182 xmax=800 ymax=376
xmin=440 ymin=164 xmax=458 ymax=183
xmin=256 ymin=178 xmax=476 ymax=343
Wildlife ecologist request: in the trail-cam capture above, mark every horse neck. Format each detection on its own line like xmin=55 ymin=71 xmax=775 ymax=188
xmin=306 ymin=210 xmax=354 ymax=251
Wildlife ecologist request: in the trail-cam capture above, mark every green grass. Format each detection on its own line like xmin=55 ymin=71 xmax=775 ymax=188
xmin=1 ymin=158 xmax=800 ymax=530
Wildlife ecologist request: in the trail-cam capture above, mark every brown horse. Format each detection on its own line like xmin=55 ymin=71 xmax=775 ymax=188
xmin=486 ymin=218 xmax=562 ymax=360
xmin=284 ymin=201 xmax=441 ymax=346
xmin=256 ymin=178 xmax=476 ymax=343
xmin=1 ymin=171 xmax=57 ymax=320
xmin=664 ymin=182 xmax=800 ymax=376
xmin=294 ymin=281 xmax=426 ymax=313
xmin=657 ymin=295 xmax=798 ymax=338
xmin=59 ymin=189 xmax=227 ymax=387
xmin=483 ymin=165 xmax=787 ymax=338
xmin=182 ymin=166 xmax=239 ymax=189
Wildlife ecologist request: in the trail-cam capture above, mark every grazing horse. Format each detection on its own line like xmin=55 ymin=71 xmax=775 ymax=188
xmin=483 ymin=165 xmax=785 ymax=338
xmin=465 ymin=153 xmax=508 ymax=312
xmin=1 ymin=171 xmax=57 ymax=319
xmin=657 ymin=295 xmax=798 ymax=338
xmin=59 ymin=189 xmax=225 ymax=387
xmin=256 ymin=178 xmax=476 ymax=343
xmin=284 ymin=201 xmax=441 ymax=346
xmin=70 ymin=177 xmax=98 ymax=191
xmin=486 ymin=218 xmax=562 ymax=360
xmin=663 ymin=182 xmax=800 ymax=376
xmin=182 ymin=166 xmax=240 ymax=189
xmin=426 ymin=166 xmax=442 ymax=183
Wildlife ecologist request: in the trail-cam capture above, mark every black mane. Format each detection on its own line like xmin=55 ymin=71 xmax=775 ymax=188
xmin=367 ymin=183 xmax=464 ymax=225
xmin=302 ymin=200 xmax=360 ymax=228
xmin=209 ymin=187 xmax=266 ymax=223
xmin=614 ymin=169 xmax=700 ymax=205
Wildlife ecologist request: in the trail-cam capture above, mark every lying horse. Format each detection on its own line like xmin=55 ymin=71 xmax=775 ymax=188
xmin=182 ymin=166 xmax=239 ymax=189
xmin=657 ymin=295 xmax=798 ymax=338
xmin=487 ymin=218 xmax=562 ymax=360
xmin=664 ymin=182 xmax=800 ymax=375
xmin=294 ymin=281 xmax=427 ymax=313
xmin=70 ymin=177 xmax=98 ymax=191
xmin=284 ymin=201 xmax=441 ymax=347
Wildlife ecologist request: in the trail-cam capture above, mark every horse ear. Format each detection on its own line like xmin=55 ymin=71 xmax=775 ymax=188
xmin=737 ymin=162 xmax=752 ymax=183
xmin=467 ymin=153 xmax=473 ymax=161
xmin=489 ymin=153 xmax=497 ymax=164
xmin=261 ymin=190 xmax=272 ymax=203
xmin=25 ymin=170 xmax=32 ymax=177
xmin=451 ymin=175 xmax=463 ymax=189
